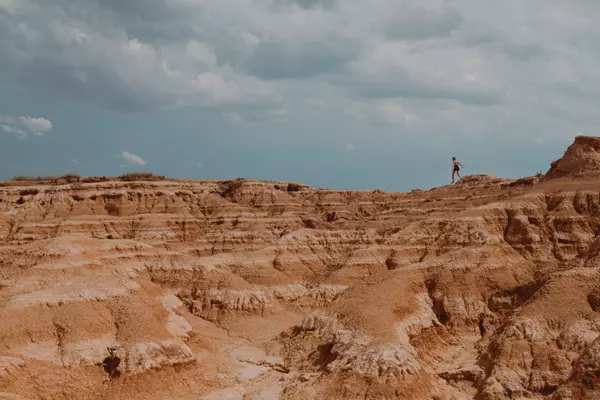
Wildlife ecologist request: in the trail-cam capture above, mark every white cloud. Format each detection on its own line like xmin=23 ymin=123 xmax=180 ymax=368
xmin=0 ymin=115 xmax=52 ymax=138
xmin=0 ymin=125 xmax=28 ymax=139
xmin=186 ymin=41 xmax=217 ymax=65
xmin=117 ymin=151 xmax=146 ymax=166
xmin=2 ymin=0 xmax=600 ymax=142
xmin=346 ymin=142 xmax=356 ymax=150
xmin=189 ymin=161 xmax=204 ymax=168
xmin=71 ymin=159 xmax=80 ymax=165
xmin=0 ymin=3 xmax=282 ymax=113
xmin=20 ymin=117 xmax=52 ymax=133
xmin=241 ymin=32 xmax=260 ymax=49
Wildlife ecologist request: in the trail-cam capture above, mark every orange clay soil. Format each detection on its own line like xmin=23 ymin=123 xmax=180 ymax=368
xmin=2 ymin=136 xmax=600 ymax=399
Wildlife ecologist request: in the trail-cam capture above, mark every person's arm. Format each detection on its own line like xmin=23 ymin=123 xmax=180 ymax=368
xmin=459 ymin=162 xmax=464 ymax=167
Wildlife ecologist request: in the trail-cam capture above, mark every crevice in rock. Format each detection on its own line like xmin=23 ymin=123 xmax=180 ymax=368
xmin=53 ymin=321 xmax=67 ymax=366
xmin=503 ymin=213 xmax=512 ymax=242
xmin=418 ymin=249 xmax=428 ymax=263
xmin=488 ymin=279 xmax=545 ymax=313
xmin=426 ymin=279 xmax=437 ymax=297
xmin=426 ymin=279 xmax=448 ymax=325
xmin=438 ymin=369 xmax=479 ymax=383
xmin=101 ymin=348 xmax=122 ymax=380
xmin=539 ymin=385 xmax=557 ymax=396
xmin=478 ymin=319 xmax=487 ymax=336
xmin=312 ymin=342 xmax=337 ymax=371
xmin=588 ymin=289 xmax=600 ymax=312
xmin=385 ymin=251 xmax=399 ymax=271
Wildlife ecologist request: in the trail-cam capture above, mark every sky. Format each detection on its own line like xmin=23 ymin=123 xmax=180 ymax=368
xmin=0 ymin=0 xmax=598 ymax=191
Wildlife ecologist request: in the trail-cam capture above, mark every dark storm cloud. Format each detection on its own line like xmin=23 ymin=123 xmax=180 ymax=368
xmin=1 ymin=0 xmax=600 ymax=134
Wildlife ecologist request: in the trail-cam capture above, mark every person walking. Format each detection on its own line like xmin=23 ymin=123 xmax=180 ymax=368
xmin=452 ymin=157 xmax=463 ymax=184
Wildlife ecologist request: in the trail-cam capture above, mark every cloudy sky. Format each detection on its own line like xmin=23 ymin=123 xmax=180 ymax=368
xmin=0 ymin=0 xmax=597 ymax=190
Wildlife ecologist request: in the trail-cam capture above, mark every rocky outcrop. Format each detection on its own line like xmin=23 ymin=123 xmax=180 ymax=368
xmin=291 ymin=312 xmax=422 ymax=380
xmin=181 ymin=284 xmax=348 ymax=323
xmin=2 ymin=137 xmax=600 ymax=399
xmin=546 ymin=136 xmax=600 ymax=179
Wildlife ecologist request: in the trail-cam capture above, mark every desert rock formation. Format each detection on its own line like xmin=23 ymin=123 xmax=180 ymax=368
xmin=2 ymin=137 xmax=600 ymax=399
xmin=546 ymin=136 xmax=600 ymax=180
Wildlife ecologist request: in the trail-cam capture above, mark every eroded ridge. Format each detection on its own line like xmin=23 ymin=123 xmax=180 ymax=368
xmin=2 ymin=138 xmax=600 ymax=399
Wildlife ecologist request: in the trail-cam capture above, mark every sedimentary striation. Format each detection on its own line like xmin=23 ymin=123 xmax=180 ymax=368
xmin=2 ymin=137 xmax=600 ymax=399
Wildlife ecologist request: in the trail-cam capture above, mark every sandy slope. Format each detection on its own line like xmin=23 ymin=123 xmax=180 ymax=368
xmin=2 ymin=137 xmax=600 ymax=399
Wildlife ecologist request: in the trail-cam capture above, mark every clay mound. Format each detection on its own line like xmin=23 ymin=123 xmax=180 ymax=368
xmin=4 ymin=136 xmax=600 ymax=399
xmin=545 ymin=135 xmax=600 ymax=179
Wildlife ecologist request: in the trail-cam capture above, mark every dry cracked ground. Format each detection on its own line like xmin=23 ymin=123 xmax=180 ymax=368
xmin=3 ymin=136 xmax=600 ymax=399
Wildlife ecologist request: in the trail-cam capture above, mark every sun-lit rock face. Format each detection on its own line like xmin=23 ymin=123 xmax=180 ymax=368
xmin=2 ymin=137 xmax=600 ymax=399
xmin=546 ymin=135 xmax=600 ymax=179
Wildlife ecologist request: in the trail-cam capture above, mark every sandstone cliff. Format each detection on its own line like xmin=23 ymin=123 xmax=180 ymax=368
xmin=1 ymin=138 xmax=600 ymax=399
xmin=546 ymin=136 xmax=600 ymax=180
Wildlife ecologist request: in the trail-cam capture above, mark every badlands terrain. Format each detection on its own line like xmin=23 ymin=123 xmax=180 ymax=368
xmin=2 ymin=137 xmax=600 ymax=399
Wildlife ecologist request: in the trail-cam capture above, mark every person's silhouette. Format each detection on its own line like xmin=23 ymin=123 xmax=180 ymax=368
xmin=452 ymin=157 xmax=464 ymax=183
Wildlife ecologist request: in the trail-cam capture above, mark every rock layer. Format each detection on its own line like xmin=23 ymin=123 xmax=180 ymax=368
xmin=546 ymin=135 xmax=600 ymax=179
xmin=1 ymin=138 xmax=600 ymax=399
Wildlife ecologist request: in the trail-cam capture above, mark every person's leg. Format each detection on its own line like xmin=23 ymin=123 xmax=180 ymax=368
xmin=457 ymin=170 xmax=461 ymax=179
xmin=452 ymin=170 xmax=455 ymax=183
